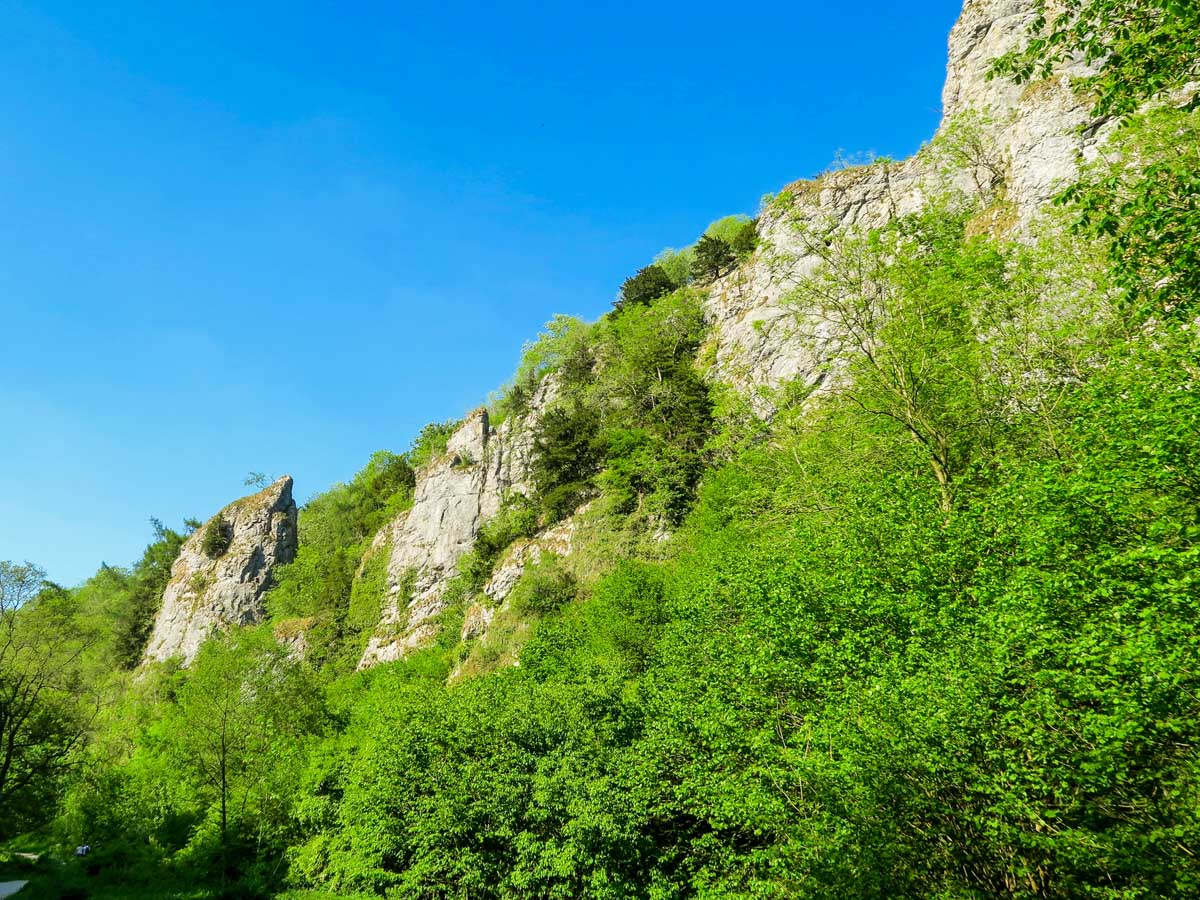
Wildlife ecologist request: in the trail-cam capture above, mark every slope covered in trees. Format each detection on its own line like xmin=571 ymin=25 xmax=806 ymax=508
xmin=3 ymin=1 xmax=1200 ymax=897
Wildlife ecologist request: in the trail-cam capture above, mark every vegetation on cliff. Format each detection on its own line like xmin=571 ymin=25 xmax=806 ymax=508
xmin=3 ymin=6 xmax=1200 ymax=897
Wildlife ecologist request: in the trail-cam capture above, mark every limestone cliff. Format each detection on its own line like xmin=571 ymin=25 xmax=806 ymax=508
xmin=353 ymin=0 xmax=1110 ymax=667
xmin=143 ymin=477 xmax=298 ymax=664
xmin=358 ymin=379 xmax=555 ymax=668
xmin=157 ymin=0 xmax=1117 ymax=669
xmin=704 ymin=0 xmax=1112 ymax=410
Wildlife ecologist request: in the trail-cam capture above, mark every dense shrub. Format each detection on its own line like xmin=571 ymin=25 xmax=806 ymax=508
xmin=200 ymin=515 xmax=231 ymax=558
xmin=616 ymin=263 xmax=675 ymax=310
xmin=653 ymin=246 xmax=694 ymax=287
xmin=531 ymin=403 xmax=602 ymax=521
xmin=406 ymin=421 xmax=458 ymax=469
xmin=704 ymin=213 xmax=757 ymax=257
xmin=507 ymin=557 xmax=578 ymax=616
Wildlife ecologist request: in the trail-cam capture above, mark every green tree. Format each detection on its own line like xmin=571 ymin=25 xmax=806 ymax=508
xmin=788 ymin=205 xmax=1013 ymax=511
xmin=692 ymin=233 xmax=736 ymax=280
xmin=587 ymin=288 xmax=713 ymax=522
xmin=113 ymin=519 xmax=189 ymax=668
xmin=407 ymin=420 xmax=459 ymax=469
xmin=531 ymin=403 xmax=601 ymax=521
xmin=616 ymin=263 xmax=675 ymax=310
xmin=162 ymin=629 xmax=324 ymax=869
xmin=0 ymin=562 xmax=95 ymax=837
xmin=989 ymin=0 xmax=1200 ymax=119
xmin=653 ymin=246 xmax=695 ymax=287
xmin=705 ymin=214 xmax=757 ymax=257
xmin=991 ymin=1 xmax=1200 ymax=323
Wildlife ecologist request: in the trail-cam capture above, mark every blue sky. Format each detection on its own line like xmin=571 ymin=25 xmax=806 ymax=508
xmin=1 ymin=0 xmax=961 ymax=585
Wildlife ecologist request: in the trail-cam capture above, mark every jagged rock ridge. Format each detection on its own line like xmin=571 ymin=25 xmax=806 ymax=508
xmin=143 ymin=476 xmax=298 ymax=665
xmin=356 ymin=0 xmax=1112 ymax=666
xmin=153 ymin=0 xmax=1112 ymax=668
xmin=704 ymin=0 xmax=1111 ymax=411
xmin=358 ymin=379 xmax=556 ymax=668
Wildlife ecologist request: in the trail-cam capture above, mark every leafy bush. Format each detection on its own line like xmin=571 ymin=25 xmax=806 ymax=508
xmin=588 ymin=288 xmax=713 ymax=522
xmin=200 ymin=515 xmax=231 ymax=558
xmin=531 ymin=403 xmax=601 ymax=522
xmin=653 ymin=246 xmax=695 ymax=287
xmin=405 ymin=421 xmax=458 ymax=470
xmin=70 ymin=518 xmax=190 ymax=669
xmin=616 ymin=263 xmax=675 ymax=310
xmin=507 ymin=557 xmax=578 ymax=617
xmin=490 ymin=315 xmax=593 ymax=424
xmin=704 ymin=213 xmax=757 ymax=257
xmin=459 ymin=494 xmax=540 ymax=590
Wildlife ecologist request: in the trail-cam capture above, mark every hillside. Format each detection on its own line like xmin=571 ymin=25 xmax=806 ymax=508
xmin=3 ymin=0 xmax=1199 ymax=896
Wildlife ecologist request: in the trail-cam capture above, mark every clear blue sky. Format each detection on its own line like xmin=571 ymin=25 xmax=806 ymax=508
xmin=1 ymin=0 xmax=962 ymax=585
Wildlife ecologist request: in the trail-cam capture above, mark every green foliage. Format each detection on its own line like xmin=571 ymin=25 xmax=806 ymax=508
xmin=989 ymin=0 xmax=1200 ymax=119
xmin=267 ymin=451 xmax=415 ymax=668
xmin=506 ymin=556 xmax=577 ymax=617
xmin=990 ymin=0 xmax=1200 ymax=325
xmin=200 ymin=515 xmax=231 ymax=558
xmin=162 ymin=629 xmax=325 ymax=864
xmin=529 ymin=288 xmax=713 ymax=526
xmin=531 ymin=402 xmax=602 ymax=522
xmin=490 ymin=315 xmax=593 ymax=424
xmin=691 ymin=233 xmax=736 ymax=280
xmin=459 ymin=494 xmax=540 ymax=591
xmin=344 ymin=542 xmax=391 ymax=641
xmin=639 ymin=323 xmax=1200 ymax=897
xmin=406 ymin=421 xmax=458 ymax=470
xmin=587 ymin=288 xmax=713 ymax=524
xmin=0 ymin=565 xmax=94 ymax=839
xmin=616 ymin=263 xmax=675 ymax=311
xmin=1059 ymin=104 xmax=1200 ymax=323
xmin=652 ymin=246 xmax=694 ymax=287
xmin=515 ymin=315 xmax=592 ymax=388
xmin=72 ymin=519 xmax=191 ymax=670
xmin=787 ymin=203 xmax=1017 ymax=510
xmin=704 ymin=214 xmax=757 ymax=257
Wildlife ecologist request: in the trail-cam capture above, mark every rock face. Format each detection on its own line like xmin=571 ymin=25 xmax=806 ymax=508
xmin=481 ymin=509 xmax=582 ymax=608
xmin=358 ymin=380 xmax=554 ymax=668
xmin=316 ymin=0 xmax=1131 ymax=671
xmin=143 ymin=477 xmax=298 ymax=665
xmin=705 ymin=0 xmax=1112 ymax=409
xmin=136 ymin=0 xmax=1126 ymax=671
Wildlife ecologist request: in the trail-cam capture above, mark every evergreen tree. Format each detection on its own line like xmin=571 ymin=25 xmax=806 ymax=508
xmin=692 ymin=233 xmax=736 ymax=280
xmin=616 ymin=264 xmax=674 ymax=310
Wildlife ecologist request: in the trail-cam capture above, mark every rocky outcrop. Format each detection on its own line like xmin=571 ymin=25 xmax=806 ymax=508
xmin=704 ymin=0 xmax=1113 ymax=410
xmin=348 ymin=0 xmax=1124 ymax=671
xmin=143 ymin=477 xmax=298 ymax=665
xmin=481 ymin=509 xmax=582 ymax=607
xmin=358 ymin=380 xmax=555 ymax=668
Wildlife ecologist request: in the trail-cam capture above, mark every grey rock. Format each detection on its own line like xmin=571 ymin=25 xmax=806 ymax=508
xmin=357 ymin=0 xmax=1118 ymax=669
xmin=705 ymin=0 xmax=1113 ymax=411
xmin=143 ymin=476 xmax=297 ymax=665
xmin=483 ymin=510 xmax=581 ymax=606
xmin=358 ymin=379 xmax=556 ymax=667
